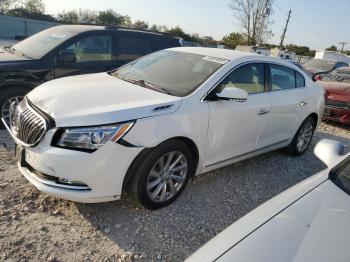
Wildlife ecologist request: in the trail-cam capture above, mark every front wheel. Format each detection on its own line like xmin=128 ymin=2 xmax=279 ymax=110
xmin=127 ymin=140 xmax=195 ymax=209
xmin=287 ymin=116 xmax=316 ymax=156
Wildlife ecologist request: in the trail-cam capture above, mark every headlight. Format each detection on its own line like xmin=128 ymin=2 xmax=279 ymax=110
xmin=55 ymin=122 xmax=134 ymax=151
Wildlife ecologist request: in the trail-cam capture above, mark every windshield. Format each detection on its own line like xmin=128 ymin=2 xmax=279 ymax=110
xmin=331 ymin=156 xmax=350 ymax=196
xmin=322 ymin=69 xmax=350 ymax=84
xmin=12 ymin=26 xmax=76 ymax=59
xmin=303 ymin=59 xmax=336 ymax=71
xmin=111 ymin=50 xmax=226 ymax=97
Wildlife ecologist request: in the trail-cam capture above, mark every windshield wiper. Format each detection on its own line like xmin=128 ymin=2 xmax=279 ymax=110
xmin=116 ymin=75 xmax=173 ymax=95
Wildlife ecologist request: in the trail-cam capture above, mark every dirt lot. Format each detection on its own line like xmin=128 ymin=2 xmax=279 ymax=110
xmin=0 ymin=122 xmax=349 ymax=262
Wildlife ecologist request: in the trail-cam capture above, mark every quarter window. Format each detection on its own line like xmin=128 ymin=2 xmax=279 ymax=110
xmin=217 ymin=63 xmax=265 ymax=94
xmin=296 ymin=71 xmax=305 ymax=87
xmin=115 ymin=36 xmax=153 ymax=61
xmin=270 ymin=64 xmax=296 ymax=90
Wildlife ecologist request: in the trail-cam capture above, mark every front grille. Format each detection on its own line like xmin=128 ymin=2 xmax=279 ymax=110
xmin=326 ymin=100 xmax=350 ymax=109
xmin=10 ymin=98 xmax=48 ymax=146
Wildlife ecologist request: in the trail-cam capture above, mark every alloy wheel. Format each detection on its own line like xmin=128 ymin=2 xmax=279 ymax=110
xmin=147 ymin=151 xmax=188 ymax=203
xmin=296 ymin=120 xmax=314 ymax=152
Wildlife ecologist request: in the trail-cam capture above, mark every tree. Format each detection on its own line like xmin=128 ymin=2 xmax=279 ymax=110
xmin=221 ymin=32 xmax=245 ymax=49
xmin=79 ymin=9 xmax=97 ymax=24
xmin=199 ymin=36 xmax=218 ymax=47
xmin=229 ymin=0 xmax=274 ymax=45
xmin=23 ymin=0 xmax=44 ymax=14
xmin=96 ymin=9 xmax=124 ymax=26
xmin=132 ymin=20 xmax=149 ymax=30
xmin=345 ymin=50 xmax=350 ymax=56
xmin=0 ymin=0 xmax=16 ymax=13
xmin=325 ymin=45 xmax=337 ymax=52
xmin=57 ymin=10 xmax=79 ymax=24
xmin=285 ymin=44 xmax=316 ymax=57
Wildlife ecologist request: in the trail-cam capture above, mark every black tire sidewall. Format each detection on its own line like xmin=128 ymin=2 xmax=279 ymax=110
xmin=289 ymin=116 xmax=316 ymax=156
xmin=130 ymin=140 xmax=195 ymax=209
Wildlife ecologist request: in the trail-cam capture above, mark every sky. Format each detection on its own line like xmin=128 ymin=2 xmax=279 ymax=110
xmin=43 ymin=0 xmax=350 ymax=51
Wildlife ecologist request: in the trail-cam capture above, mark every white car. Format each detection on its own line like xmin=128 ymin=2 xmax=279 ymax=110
xmin=2 ymin=47 xmax=324 ymax=209
xmin=186 ymin=139 xmax=350 ymax=262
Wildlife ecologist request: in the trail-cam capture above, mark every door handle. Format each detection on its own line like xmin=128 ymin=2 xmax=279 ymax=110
xmin=258 ymin=109 xmax=270 ymax=115
xmin=297 ymin=101 xmax=308 ymax=106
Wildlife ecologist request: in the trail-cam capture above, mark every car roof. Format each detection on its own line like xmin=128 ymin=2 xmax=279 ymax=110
xmin=168 ymin=47 xmax=304 ymax=69
xmin=168 ymin=47 xmax=261 ymax=61
xmin=52 ymin=24 xmax=171 ymax=37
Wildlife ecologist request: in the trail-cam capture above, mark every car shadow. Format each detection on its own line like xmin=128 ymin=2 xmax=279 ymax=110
xmin=75 ymin=125 xmax=350 ymax=261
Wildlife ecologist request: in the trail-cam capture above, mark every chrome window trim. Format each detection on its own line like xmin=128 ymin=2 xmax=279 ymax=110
xmin=201 ymin=60 xmax=307 ymax=102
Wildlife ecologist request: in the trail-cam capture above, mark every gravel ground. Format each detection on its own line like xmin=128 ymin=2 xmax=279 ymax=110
xmin=0 ymin=122 xmax=350 ymax=261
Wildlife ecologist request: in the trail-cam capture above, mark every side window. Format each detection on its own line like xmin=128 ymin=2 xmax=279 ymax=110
xmin=60 ymin=35 xmax=112 ymax=62
xmin=270 ymin=64 xmax=295 ymax=91
xmin=115 ymin=36 xmax=152 ymax=61
xmin=336 ymin=62 xmax=348 ymax=68
xmin=217 ymin=63 xmax=265 ymax=94
xmin=295 ymin=71 xmax=305 ymax=88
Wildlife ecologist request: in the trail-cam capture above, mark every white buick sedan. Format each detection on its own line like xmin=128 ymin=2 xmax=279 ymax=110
xmin=2 ymin=47 xmax=324 ymax=209
xmin=187 ymin=139 xmax=350 ymax=262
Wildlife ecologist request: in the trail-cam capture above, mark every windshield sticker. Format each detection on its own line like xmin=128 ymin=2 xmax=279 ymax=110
xmin=202 ymin=56 xmax=229 ymax=64
xmin=49 ymin=34 xmax=67 ymax=39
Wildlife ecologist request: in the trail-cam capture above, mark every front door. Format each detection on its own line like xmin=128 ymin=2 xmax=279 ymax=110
xmin=206 ymin=63 xmax=271 ymax=167
xmin=54 ymin=33 xmax=114 ymax=78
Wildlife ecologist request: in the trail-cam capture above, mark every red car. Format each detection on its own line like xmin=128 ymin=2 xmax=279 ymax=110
xmin=318 ymin=67 xmax=350 ymax=125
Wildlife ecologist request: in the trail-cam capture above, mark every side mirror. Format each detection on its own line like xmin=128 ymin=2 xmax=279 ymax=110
xmin=312 ymin=74 xmax=322 ymax=82
xmin=314 ymin=139 xmax=345 ymax=167
xmin=216 ymin=87 xmax=248 ymax=102
xmin=57 ymin=50 xmax=76 ymax=64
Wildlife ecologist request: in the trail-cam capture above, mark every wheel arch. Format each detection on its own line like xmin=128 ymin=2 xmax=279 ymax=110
xmin=308 ymin=112 xmax=319 ymax=127
xmin=122 ymin=136 xmax=200 ymax=191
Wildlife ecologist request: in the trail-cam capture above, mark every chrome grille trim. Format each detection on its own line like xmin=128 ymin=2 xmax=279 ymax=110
xmin=10 ymin=98 xmax=48 ymax=147
xmin=326 ymin=100 xmax=350 ymax=109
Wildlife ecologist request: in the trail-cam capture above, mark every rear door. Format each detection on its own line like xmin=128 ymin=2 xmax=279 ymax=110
xmin=112 ymin=32 xmax=153 ymax=68
xmin=262 ymin=64 xmax=309 ymax=146
xmin=54 ymin=31 xmax=114 ymax=78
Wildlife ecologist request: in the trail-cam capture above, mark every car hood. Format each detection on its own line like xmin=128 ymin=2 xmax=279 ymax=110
xmin=319 ymin=81 xmax=350 ymax=99
xmin=27 ymin=73 xmax=182 ymax=127
xmin=214 ymin=180 xmax=350 ymax=262
xmin=0 ymin=48 xmax=32 ymax=62
xmin=187 ymin=166 xmax=350 ymax=262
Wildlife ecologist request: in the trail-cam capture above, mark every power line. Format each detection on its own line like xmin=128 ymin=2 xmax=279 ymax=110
xmin=274 ymin=3 xmax=340 ymax=44
xmin=279 ymin=10 xmax=291 ymax=47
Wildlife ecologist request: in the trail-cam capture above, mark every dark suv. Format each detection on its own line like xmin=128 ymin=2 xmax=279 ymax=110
xmin=0 ymin=25 xmax=182 ymax=125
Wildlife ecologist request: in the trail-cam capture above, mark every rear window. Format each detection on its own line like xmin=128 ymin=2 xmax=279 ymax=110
xmin=304 ymin=59 xmax=336 ymax=71
xmin=322 ymin=70 xmax=350 ymax=84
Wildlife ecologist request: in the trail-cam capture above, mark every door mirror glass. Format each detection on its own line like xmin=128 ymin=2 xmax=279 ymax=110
xmin=57 ymin=50 xmax=76 ymax=64
xmin=216 ymin=87 xmax=248 ymax=101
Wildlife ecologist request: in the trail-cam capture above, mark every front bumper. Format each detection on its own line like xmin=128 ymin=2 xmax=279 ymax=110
xmin=4 ymin=120 xmax=144 ymax=203
xmin=323 ymin=106 xmax=350 ymax=125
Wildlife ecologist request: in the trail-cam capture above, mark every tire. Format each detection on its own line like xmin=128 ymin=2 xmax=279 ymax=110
xmin=127 ymin=140 xmax=195 ymax=209
xmin=0 ymin=86 xmax=30 ymax=129
xmin=287 ymin=116 xmax=316 ymax=156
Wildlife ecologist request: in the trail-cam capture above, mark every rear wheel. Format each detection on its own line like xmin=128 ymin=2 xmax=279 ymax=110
xmin=0 ymin=87 xmax=29 ymax=128
xmin=127 ymin=140 xmax=195 ymax=209
xmin=287 ymin=116 xmax=316 ymax=156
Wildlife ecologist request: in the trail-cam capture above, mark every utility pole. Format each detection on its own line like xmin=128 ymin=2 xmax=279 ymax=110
xmin=339 ymin=42 xmax=349 ymax=53
xmin=257 ymin=0 xmax=271 ymax=46
xmin=279 ymin=10 xmax=292 ymax=48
